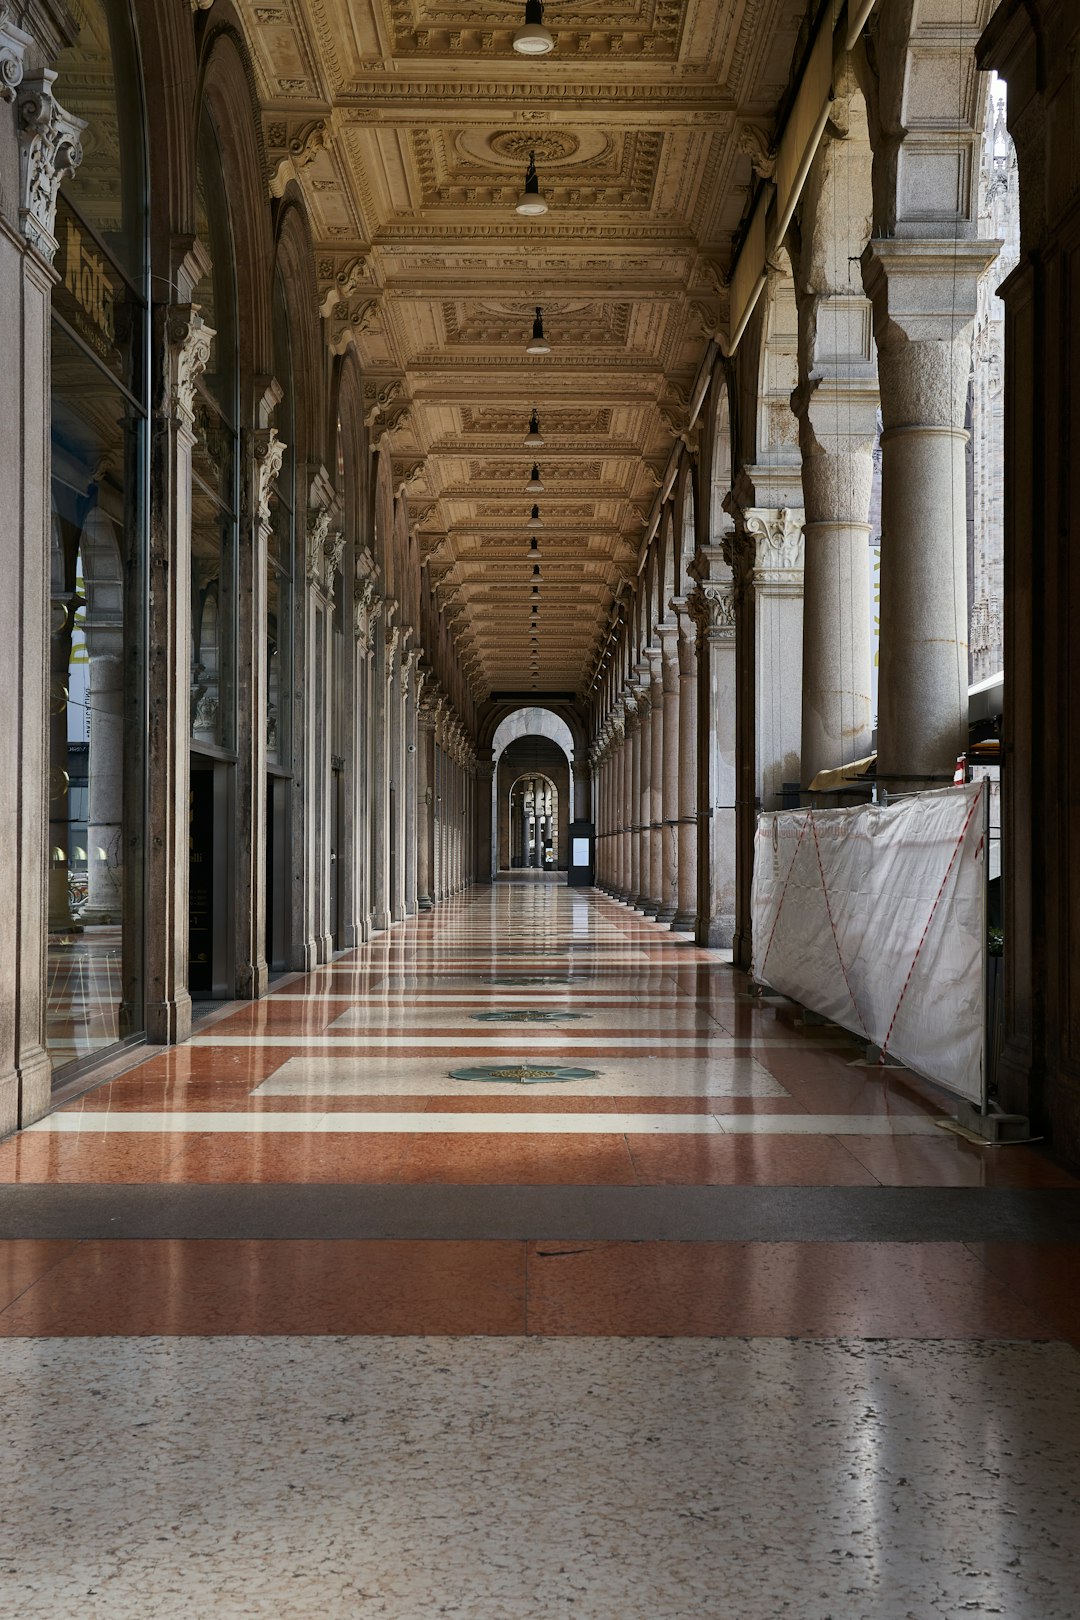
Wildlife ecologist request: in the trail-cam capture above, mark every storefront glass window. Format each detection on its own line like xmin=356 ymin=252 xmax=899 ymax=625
xmin=47 ymin=0 xmax=148 ymax=1069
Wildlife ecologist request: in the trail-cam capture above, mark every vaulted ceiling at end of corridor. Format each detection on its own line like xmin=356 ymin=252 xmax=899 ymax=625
xmin=244 ymin=0 xmax=806 ymax=699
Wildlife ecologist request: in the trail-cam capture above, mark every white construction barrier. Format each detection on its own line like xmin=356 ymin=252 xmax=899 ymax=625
xmin=751 ymin=782 xmax=988 ymax=1105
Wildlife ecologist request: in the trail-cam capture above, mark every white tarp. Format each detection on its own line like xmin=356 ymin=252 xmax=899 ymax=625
xmin=751 ymin=783 xmax=988 ymax=1104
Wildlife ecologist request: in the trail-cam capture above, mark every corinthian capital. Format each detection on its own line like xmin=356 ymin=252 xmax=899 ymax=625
xmin=250 ymin=428 xmax=286 ymax=525
xmin=0 ymin=13 xmax=30 ymax=104
xmin=17 ymin=71 xmax=84 ymax=262
xmin=688 ymin=582 xmax=736 ymax=641
xmin=168 ymin=306 xmax=215 ymax=431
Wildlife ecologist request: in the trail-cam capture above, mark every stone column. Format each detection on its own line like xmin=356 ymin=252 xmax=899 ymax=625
xmin=403 ymin=651 xmax=421 ymax=915
xmin=726 ymin=478 xmax=805 ymax=967
xmin=305 ymin=507 xmax=343 ymax=967
xmin=414 ymin=684 xmax=437 ymax=912
xmin=531 ymin=776 xmax=542 ymax=868
xmin=789 ymin=102 xmax=879 ymax=789
xmin=236 ymin=424 xmax=284 ymax=993
xmin=0 ymin=52 xmax=83 ymax=1128
xmin=656 ymin=625 xmax=681 ymax=924
xmin=625 ymin=690 xmax=644 ymax=908
xmin=862 ymin=240 xmax=996 ymax=789
xmin=641 ymin=648 xmax=662 ymax=915
xmin=371 ymin=608 xmax=397 ymax=931
xmin=388 ymin=630 xmax=408 ymax=924
xmin=432 ymin=728 xmax=444 ymax=902
xmin=80 ymin=636 xmax=124 ymax=924
xmin=669 ymin=600 xmax=698 ymax=933
xmin=638 ymin=678 xmax=657 ymax=912
xmin=144 ymin=300 xmax=213 ymax=1042
xmin=618 ymin=705 xmax=632 ymax=901
xmin=689 ymin=549 xmax=738 ymax=949
xmin=474 ymin=757 xmax=493 ymax=884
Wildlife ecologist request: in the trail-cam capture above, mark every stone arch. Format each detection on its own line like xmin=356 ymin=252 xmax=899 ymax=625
xmin=196 ymin=19 xmax=274 ymax=391
xmin=491 ymin=706 xmax=576 ymax=766
xmin=272 ymin=191 xmax=324 ymax=473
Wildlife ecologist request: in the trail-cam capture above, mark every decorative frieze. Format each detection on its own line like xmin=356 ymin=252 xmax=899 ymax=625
xmin=16 ymin=71 xmax=84 ymax=262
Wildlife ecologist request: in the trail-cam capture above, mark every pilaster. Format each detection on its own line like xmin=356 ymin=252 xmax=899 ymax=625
xmin=688 ymin=547 xmax=737 ymax=950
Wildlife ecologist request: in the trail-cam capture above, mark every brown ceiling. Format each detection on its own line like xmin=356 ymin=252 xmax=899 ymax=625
xmin=245 ymin=0 xmax=806 ymax=698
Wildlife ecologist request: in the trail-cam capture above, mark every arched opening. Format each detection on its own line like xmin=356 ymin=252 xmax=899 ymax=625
xmin=47 ymin=0 xmax=149 ymax=1068
xmin=489 ymin=706 xmax=576 ymax=880
xmin=506 ymin=773 xmax=560 ymax=873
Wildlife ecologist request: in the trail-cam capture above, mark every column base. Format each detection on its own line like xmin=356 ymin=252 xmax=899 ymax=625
xmin=145 ymin=991 xmax=193 ymax=1046
xmin=238 ymin=958 xmax=271 ymax=998
xmin=0 ymin=1069 xmax=18 ymax=1139
xmin=78 ymin=905 xmax=121 ymax=926
xmin=696 ymin=915 xmax=736 ymax=951
xmin=655 ymin=903 xmax=677 ymax=925
xmin=418 ymin=896 xmax=434 ymax=912
xmin=15 ymin=1044 xmax=53 ymax=1128
xmin=640 ymin=900 xmax=660 ymax=917
xmin=318 ymin=932 xmax=334 ymax=964
xmin=371 ymin=910 xmax=391 ymax=933
xmin=671 ymin=911 xmax=696 ymax=933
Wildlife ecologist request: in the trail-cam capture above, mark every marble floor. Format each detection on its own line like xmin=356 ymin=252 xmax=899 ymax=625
xmin=2 ymin=884 xmax=1079 ymax=1617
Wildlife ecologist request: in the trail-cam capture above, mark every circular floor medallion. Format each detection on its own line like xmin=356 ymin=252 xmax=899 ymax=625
xmin=471 ymin=1010 xmax=590 ymax=1024
xmin=448 ymin=1064 xmax=600 ymax=1086
xmin=484 ymin=975 xmax=573 ymax=986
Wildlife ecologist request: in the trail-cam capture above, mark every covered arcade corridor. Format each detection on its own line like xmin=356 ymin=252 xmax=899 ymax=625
xmin=2 ymin=883 xmax=1079 ymax=1613
xmin=1 ymin=0 xmax=1080 ymax=1610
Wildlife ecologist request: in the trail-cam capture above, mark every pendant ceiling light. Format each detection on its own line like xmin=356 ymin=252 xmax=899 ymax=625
xmin=526 ymin=505 xmax=543 ymax=530
xmin=531 ymin=584 xmax=540 ymax=596
xmin=526 ymin=307 xmax=550 ymax=355
xmin=532 ymin=563 xmax=542 ymax=577
xmin=523 ymin=408 xmax=544 ymax=447
xmin=513 ymin=0 xmax=555 ymax=55
xmin=528 ymin=536 xmax=542 ymax=558
xmin=525 ymin=464 xmax=545 ymax=494
xmin=516 ymin=152 xmax=548 ymax=216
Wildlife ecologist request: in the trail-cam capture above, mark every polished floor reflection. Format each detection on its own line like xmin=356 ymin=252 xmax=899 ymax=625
xmin=2 ymin=884 xmax=1079 ymax=1616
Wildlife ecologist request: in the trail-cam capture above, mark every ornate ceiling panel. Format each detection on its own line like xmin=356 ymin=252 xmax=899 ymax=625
xmin=241 ymin=0 xmax=804 ymax=697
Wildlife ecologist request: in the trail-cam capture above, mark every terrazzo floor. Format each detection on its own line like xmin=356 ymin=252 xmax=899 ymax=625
xmin=2 ymin=882 xmax=1079 ymax=1617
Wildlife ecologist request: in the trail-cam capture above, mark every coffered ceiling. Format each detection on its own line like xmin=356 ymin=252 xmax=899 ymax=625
xmin=240 ymin=0 xmax=807 ymax=698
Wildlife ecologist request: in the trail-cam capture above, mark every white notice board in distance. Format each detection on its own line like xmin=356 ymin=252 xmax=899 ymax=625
xmin=572 ymin=838 xmax=590 ymax=867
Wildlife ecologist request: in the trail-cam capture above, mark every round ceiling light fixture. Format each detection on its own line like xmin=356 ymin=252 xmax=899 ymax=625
xmin=526 ymin=504 xmax=544 ymax=530
xmin=516 ymin=152 xmax=548 ymax=216
xmin=526 ymin=307 xmax=550 ymax=355
xmin=523 ymin=408 xmax=544 ymax=448
xmin=513 ymin=0 xmax=555 ymax=56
